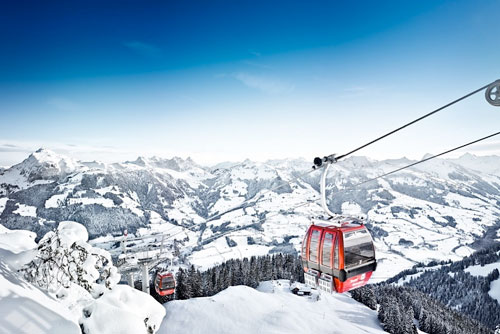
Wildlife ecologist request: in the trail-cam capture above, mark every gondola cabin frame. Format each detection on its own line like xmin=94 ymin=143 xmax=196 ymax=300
xmin=154 ymin=272 xmax=176 ymax=296
xmin=301 ymin=219 xmax=376 ymax=293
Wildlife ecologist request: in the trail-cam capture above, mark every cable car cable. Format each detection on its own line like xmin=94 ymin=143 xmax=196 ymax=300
xmin=330 ymin=130 xmax=500 ymax=195
xmin=317 ymin=80 xmax=496 ymax=165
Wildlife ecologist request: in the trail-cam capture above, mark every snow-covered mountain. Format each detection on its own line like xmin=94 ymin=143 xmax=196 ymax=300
xmin=1 ymin=149 xmax=499 ymax=280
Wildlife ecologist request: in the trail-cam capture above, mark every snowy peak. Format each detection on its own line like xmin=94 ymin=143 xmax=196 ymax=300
xmin=421 ymin=153 xmax=433 ymax=160
xmin=80 ymin=160 xmax=107 ymax=170
xmin=125 ymin=155 xmax=203 ymax=172
xmin=453 ymin=153 xmax=500 ymax=175
xmin=0 ymin=149 xmax=82 ymax=195
xmin=15 ymin=148 xmax=81 ymax=182
xmin=128 ymin=156 xmax=148 ymax=167
xmin=210 ymin=161 xmax=242 ymax=171
xmin=340 ymin=156 xmax=374 ymax=169
xmin=149 ymin=156 xmax=201 ymax=172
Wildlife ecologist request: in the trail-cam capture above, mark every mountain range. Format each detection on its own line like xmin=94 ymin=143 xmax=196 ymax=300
xmin=1 ymin=148 xmax=499 ymax=279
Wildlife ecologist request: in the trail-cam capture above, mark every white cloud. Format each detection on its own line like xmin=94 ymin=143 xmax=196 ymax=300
xmin=123 ymin=41 xmax=162 ymax=58
xmin=233 ymin=72 xmax=294 ymax=94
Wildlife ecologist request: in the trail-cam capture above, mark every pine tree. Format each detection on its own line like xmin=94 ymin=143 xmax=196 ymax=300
xmin=192 ymin=269 xmax=204 ymax=297
xmin=262 ymin=255 xmax=271 ymax=281
xmin=222 ymin=263 xmax=232 ymax=289
xmin=241 ymin=258 xmax=250 ymax=286
xmin=175 ymin=268 xmax=189 ymax=300
xmin=248 ymin=256 xmax=259 ymax=288
xmin=351 ymin=286 xmax=377 ymax=310
xmin=203 ymin=268 xmax=214 ymax=296
xmin=186 ymin=265 xmax=196 ymax=298
xmin=271 ymin=255 xmax=278 ymax=280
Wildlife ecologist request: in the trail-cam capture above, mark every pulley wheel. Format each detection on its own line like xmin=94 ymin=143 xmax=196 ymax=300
xmin=485 ymin=80 xmax=500 ymax=106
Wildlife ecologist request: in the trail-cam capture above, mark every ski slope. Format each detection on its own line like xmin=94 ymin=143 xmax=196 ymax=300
xmin=159 ymin=280 xmax=387 ymax=334
xmin=0 ymin=260 xmax=81 ymax=334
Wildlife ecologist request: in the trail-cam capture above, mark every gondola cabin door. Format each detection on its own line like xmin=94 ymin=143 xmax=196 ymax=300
xmin=302 ymin=220 xmax=376 ymax=293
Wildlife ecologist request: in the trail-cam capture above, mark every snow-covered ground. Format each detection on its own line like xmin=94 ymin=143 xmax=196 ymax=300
xmin=464 ymin=261 xmax=500 ymax=304
xmin=0 ymin=225 xmax=80 ymax=334
xmin=159 ymin=280 xmax=387 ymax=334
xmin=2 ymin=149 xmax=500 ymax=332
xmin=464 ymin=262 xmax=500 ymax=277
xmin=0 ymin=259 xmax=81 ymax=334
xmin=490 ymin=278 xmax=500 ymax=305
xmin=12 ymin=204 xmax=37 ymax=217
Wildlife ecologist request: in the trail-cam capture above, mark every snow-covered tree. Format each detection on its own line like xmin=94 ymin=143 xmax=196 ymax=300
xmin=175 ymin=268 xmax=189 ymax=300
xmin=351 ymin=285 xmax=377 ymax=310
xmin=16 ymin=221 xmax=166 ymax=334
xmin=21 ymin=221 xmax=120 ymax=297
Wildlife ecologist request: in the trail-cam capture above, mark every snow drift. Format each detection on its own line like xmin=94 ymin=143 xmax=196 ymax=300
xmin=159 ymin=280 xmax=386 ymax=334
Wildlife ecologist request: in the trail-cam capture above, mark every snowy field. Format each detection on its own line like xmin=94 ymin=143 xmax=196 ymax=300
xmin=159 ymin=280 xmax=387 ymax=334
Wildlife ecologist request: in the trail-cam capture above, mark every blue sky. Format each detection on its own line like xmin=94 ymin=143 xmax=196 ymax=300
xmin=1 ymin=0 xmax=499 ymax=166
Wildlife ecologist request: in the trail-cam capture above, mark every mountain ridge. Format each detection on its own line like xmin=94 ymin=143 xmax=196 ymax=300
xmin=1 ymin=149 xmax=499 ymax=281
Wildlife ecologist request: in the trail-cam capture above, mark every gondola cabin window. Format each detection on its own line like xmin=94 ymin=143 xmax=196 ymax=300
xmin=334 ymin=237 xmax=339 ymax=269
xmin=343 ymin=229 xmax=375 ymax=269
xmin=321 ymin=232 xmax=334 ymax=267
xmin=309 ymin=229 xmax=321 ymax=263
xmin=161 ymin=275 xmax=175 ymax=290
xmin=155 ymin=274 xmax=160 ymax=288
xmin=301 ymin=233 xmax=308 ymax=259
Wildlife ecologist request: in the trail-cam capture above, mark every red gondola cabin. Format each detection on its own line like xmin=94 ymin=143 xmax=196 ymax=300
xmin=154 ymin=272 xmax=176 ymax=296
xmin=301 ymin=219 xmax=376 ymax=293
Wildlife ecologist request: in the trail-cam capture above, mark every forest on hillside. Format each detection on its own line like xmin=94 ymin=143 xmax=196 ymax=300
xmin=382 ymin=243 xmax=500 ymax=330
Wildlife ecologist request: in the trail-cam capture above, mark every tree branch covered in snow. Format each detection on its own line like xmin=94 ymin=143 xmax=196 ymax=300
xmin=20 ymin=221 xmax=120 ymax=297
